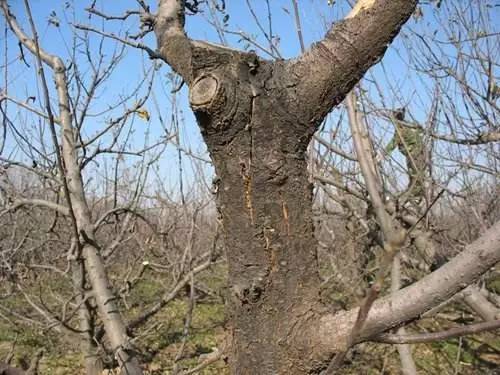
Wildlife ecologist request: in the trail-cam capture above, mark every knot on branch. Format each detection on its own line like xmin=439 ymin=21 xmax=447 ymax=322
xmin=189 ymin=73 xmax=225 ymax=115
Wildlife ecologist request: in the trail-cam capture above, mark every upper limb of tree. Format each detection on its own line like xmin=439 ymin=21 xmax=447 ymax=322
xmin=0 ymin=0 xmax=59 ymax=68
xmin=154 ymin=0 xmax=193 ymax=81
xmin=286 ymin=0 xmax=418 ymax=126
xmin=153 ymin=1 xmax=418 ymax=120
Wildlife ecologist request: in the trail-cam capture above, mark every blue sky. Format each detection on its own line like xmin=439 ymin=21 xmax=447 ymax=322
xmin=1 ymin=1 xmax=498 ymax=199
xmin=2 ymin=0 xmax=365 ymax=198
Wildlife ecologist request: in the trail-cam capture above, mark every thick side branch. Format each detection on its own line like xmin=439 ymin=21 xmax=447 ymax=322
xmin=310 ymin=220 xmax=500 ymax=355
xmin=155 ymin=0 xmax=193 ymax=80
xmin=0 ymin=0 xmax=56 ymax=68
xmin=1 ymin=199 xmax=69 ymax=216
xmin=287 ymin=0 xmax=417 ymax=126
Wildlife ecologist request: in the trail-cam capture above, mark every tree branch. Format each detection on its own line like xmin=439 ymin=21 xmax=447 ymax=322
xmin=310 ymin=219 xmax=500 ymax=355
xmin=128 ymin=257 xmax=214 ymax=330
xmin=431 ymin=131 xmax=500 ymax=145
xmin=375 ymin=319 xmax=500 ymax=345
xmin=1 ymin=0 xmax=55 ymax=68
xmin=1 ymin=198 xmax=69 ymax=216
xmin=313 ymin=135 xmax=357 ymax=162
xmin=73 ymin=23 xmax=162 ymax=60
xmin=0 ymin=94 xmax=60 ymax=124
xmin=287 ymin=0 xmax=417 ymax=124
xmin=325 ymin=90 xmax=407 ymax=372
xmin=155 ymin=0 xmax=193 ymax=80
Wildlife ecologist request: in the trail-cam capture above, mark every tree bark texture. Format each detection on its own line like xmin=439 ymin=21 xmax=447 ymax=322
xmin=187 ymin=51 xmax=325 ymax=373
xmin=154 ymin=1 xmax=420 ymax=373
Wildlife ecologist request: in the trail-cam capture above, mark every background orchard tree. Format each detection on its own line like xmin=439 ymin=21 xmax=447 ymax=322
xmin=0 ymin=1 xmax=221 ymax=374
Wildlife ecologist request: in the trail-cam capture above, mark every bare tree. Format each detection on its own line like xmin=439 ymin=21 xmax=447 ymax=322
xmin=0 ymin=1 xmax=143 ymax=373
xmin=0 ymin=2 xmax=222 ymax=371
xmin=142 ymin=0 xmax=499 ymax=373
xmin=1 ymin=0 xmax=499 ymax=374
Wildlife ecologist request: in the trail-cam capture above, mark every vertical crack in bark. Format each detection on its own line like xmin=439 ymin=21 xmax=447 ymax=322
xmin=239 ymin=157 xmax=254 ymax=225
xmin=279 ymin=191 xmax=290 ymax=236
xmin=243 ymin=83 xmax=259 ymax=225
xmin=151 ymin=1 xmax=421 ymax=372
xmin=248 ymin=90 xmax=256 ymax=224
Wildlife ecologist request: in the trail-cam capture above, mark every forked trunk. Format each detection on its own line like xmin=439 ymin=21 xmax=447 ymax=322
xmin=153 ymin=1 xmax=421 ymax=372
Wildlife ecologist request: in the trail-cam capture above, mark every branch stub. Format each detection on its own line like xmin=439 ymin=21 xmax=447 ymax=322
xmin=189 ymin=74 xmax=221 ymax=111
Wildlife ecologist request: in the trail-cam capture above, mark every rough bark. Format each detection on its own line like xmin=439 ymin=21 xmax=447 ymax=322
xmin=311 ymin=220 xmax=500 ymax=354
xmin=188 ymin=51 xmax=323 ymax=373
xmin=154 ymin=1 xmax=419 ymax=373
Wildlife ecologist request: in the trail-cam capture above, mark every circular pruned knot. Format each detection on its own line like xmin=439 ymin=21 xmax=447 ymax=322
xmin=189 ymin=73 xmax=225 ymax=114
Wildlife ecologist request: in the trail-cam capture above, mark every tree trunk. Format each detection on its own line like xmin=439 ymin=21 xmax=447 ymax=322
xmin=71 ymin=256 xmax=105 ymax=375
xmin=188 ymin=55 xmax=326 ymax=373
xmin=215 ymin=137 xmax=322 ymax=373
xmin=0 ymin=4 xmax=143 ymax=373
xmin=152 ymin=0 xmax=419 ymax=371
xmin=54 ymin=58 xmax=142 ymax=374
xmin=152 ymin=1 xmax=500 ymax=373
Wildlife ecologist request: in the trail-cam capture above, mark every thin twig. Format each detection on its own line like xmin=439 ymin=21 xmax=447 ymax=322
xmin=375 ymin=319 xmax=500 ymax=344
xmin=290 ymin=0 xmax=305 ymax=53
xmin=74 ymin=23 xmax=162 ymax=59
